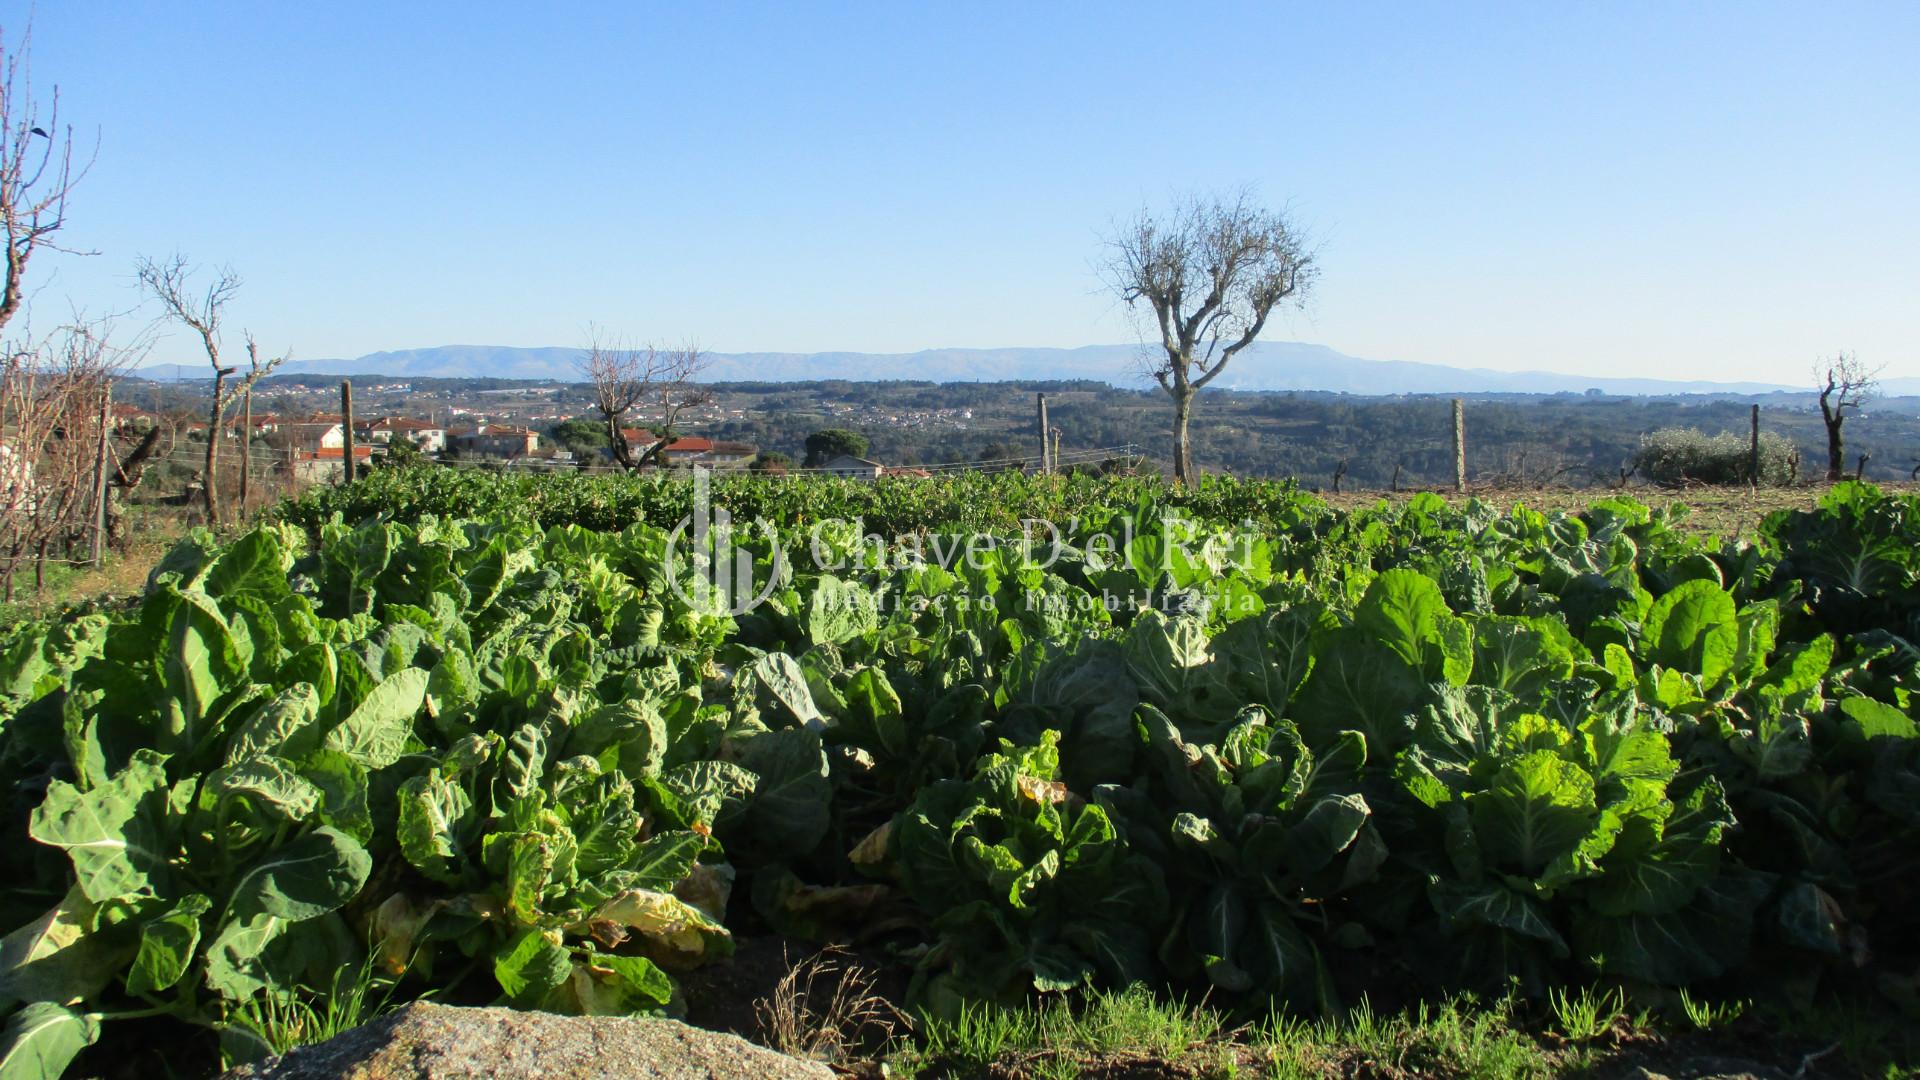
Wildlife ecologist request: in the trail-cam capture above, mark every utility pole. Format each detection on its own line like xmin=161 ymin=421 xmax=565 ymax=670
xmin=341 ymin=380 xmax=357 ymax=484
xmin=1036 ymin=393 xmax=1051 ymax=474
xmin=1749 ymin=404 xmax=1761 ymax=488
xmin=1452 ymin=398 xmax=1467 ymax=494
xmin=90 ymin=385 xmax=112 ymax=569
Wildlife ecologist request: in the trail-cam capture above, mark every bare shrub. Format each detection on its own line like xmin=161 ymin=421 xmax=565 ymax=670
xmin=1633 ymin=427 xmax=1796 ymax=487
xmin=0 ymin=319 xmax=132 ymax=597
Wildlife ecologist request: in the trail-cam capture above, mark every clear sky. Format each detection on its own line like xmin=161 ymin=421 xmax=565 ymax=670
xmin=9 ymin=1 xmax=1918 ymax=382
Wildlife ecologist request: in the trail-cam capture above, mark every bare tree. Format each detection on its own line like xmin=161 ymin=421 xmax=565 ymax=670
xmin=0 ymin=25 xmax=92 ymax=335
xmin=135 ymin=256 xmax=287 ymax=524
xmin=1102 ymin=192 xmax=1316 ymax=483
xmin=578 ymin=330 xmax=711 ymax=470
xmin=0 ymin=318 xmax=128 ymax=597
xmin=1814 ymin=352 xmax=1879 ymax=482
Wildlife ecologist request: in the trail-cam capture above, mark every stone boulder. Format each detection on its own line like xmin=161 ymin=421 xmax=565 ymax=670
xmin=221 ymin=1002 xmax=835 ymax=1080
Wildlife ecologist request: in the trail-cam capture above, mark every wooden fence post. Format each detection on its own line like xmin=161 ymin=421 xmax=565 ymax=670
xmin=91 ymin=384 xmax=112 ymax=568
xmin=1749 ymin=404 xmax=1760 ymax=488
xmin=240 ymin=388 xmax=253 ymax=516
xmin=341 ymin=380 xmax=357 ymax=484
xmin=1452 ymin=398 xmax=1466 ymax=494
xmin=1036 ymin=393 xmax=1051 ymax=474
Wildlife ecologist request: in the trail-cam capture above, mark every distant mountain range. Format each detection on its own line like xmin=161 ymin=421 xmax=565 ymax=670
xmin=132 ymin=342 xmax=1918 ymax=397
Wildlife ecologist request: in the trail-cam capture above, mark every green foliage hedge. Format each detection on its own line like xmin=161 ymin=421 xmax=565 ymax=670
xmin=1633 ymin=427 xmax=1798 ymax=486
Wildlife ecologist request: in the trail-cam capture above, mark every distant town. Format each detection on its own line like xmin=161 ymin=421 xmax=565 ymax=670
xmin=107 ymin=372 xmax=1920 ymax=496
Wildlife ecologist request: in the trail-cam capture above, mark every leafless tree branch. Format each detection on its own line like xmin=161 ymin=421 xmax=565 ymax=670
xmin=578 ymin=328 xmax=710 ymax=470
xmin=136 ymin=255 xmax=284 ymax=524
xmin=0 ymin=24 xmax=96 ymax=336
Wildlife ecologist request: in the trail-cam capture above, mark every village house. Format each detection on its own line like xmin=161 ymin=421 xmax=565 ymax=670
xmin=706 ymin=440 xmax=759 ymax=468
xmin=660 ymin=435 xmax=713 ymax=464
xmin=288 ymin=445 xmax=373 ymax=484
xmin=615 ymin=432 xmax=758 ymax=469
xmin=617 ymin=428 xmax=660 ymax=461
xmin=283 ymin=421 xmax=345 ymax=453
xmin=109 ymin=403 xmax=160 ymax=432
xmin=449 ymin=424 xmax=540 ymax=458
xmin=357 ymin=416 xmax=446 ymax=454
xmin=818 ymin=454 xmax=885 ymax=480
xmin=282 ymin=421 xmax=345 ymax=452
xmin=240 ymin=413 xmax=282 ymax=437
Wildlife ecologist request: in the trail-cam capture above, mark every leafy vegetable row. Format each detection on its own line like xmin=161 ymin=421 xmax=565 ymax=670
xmin=0 ymin=480 xmax=1912 ymax=1078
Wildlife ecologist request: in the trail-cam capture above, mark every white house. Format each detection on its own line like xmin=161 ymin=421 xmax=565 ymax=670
xmin=0 ymin=443 xmax=36 ymax=514
xmin=818 ymin=454 xmax=884 ymax=480
xmin=284 ymin=422 xmax=345 ymax=452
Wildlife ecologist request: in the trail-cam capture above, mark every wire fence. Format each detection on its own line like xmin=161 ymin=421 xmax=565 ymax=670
xmin=130 ymin=440 xmax=1143 ymax=473
xmin=142 ymin=443 xmax=1151 ymax=476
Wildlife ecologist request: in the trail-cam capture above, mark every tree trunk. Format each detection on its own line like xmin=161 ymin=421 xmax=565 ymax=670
xmin=206 ymin=371 xmax=227 ymax=525
xmin=341 ymin=380 xmax=358 ymax=485
xmin=605 ymin=414 xmax=638 ymax=470
xmin=106 ymin=426 xmax=161 ymax=549
xmin=1171 ymin=388 xmax=1194 ymax=485
xmin=635 ymin=436 xmax=670 ymax=469
xmin=1819 ymin=389 xmax=1844 ymax=482
xmin=92 ymin=388 xmax=112 ymax=568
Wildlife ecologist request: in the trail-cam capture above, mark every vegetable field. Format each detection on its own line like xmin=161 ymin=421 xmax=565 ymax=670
xmin=1 ymin=472 xmax=1916 ymax=1078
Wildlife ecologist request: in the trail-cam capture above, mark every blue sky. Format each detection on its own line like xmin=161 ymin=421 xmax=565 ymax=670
xmin=9 ymin=1 xmax=1917 ymax=382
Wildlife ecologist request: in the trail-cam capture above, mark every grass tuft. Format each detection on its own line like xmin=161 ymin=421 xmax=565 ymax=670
xmin=219 ymin=953 xmax=405 ymax=1068
xmin=1549 ymin=984 xmax=1624 ymax=1044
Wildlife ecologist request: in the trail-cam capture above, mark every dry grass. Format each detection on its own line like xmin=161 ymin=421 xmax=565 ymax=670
xmin=0 ymin=515 xmax=186 ymax=620
xmin=752 ymin=946 xmax=909 ymax=1065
